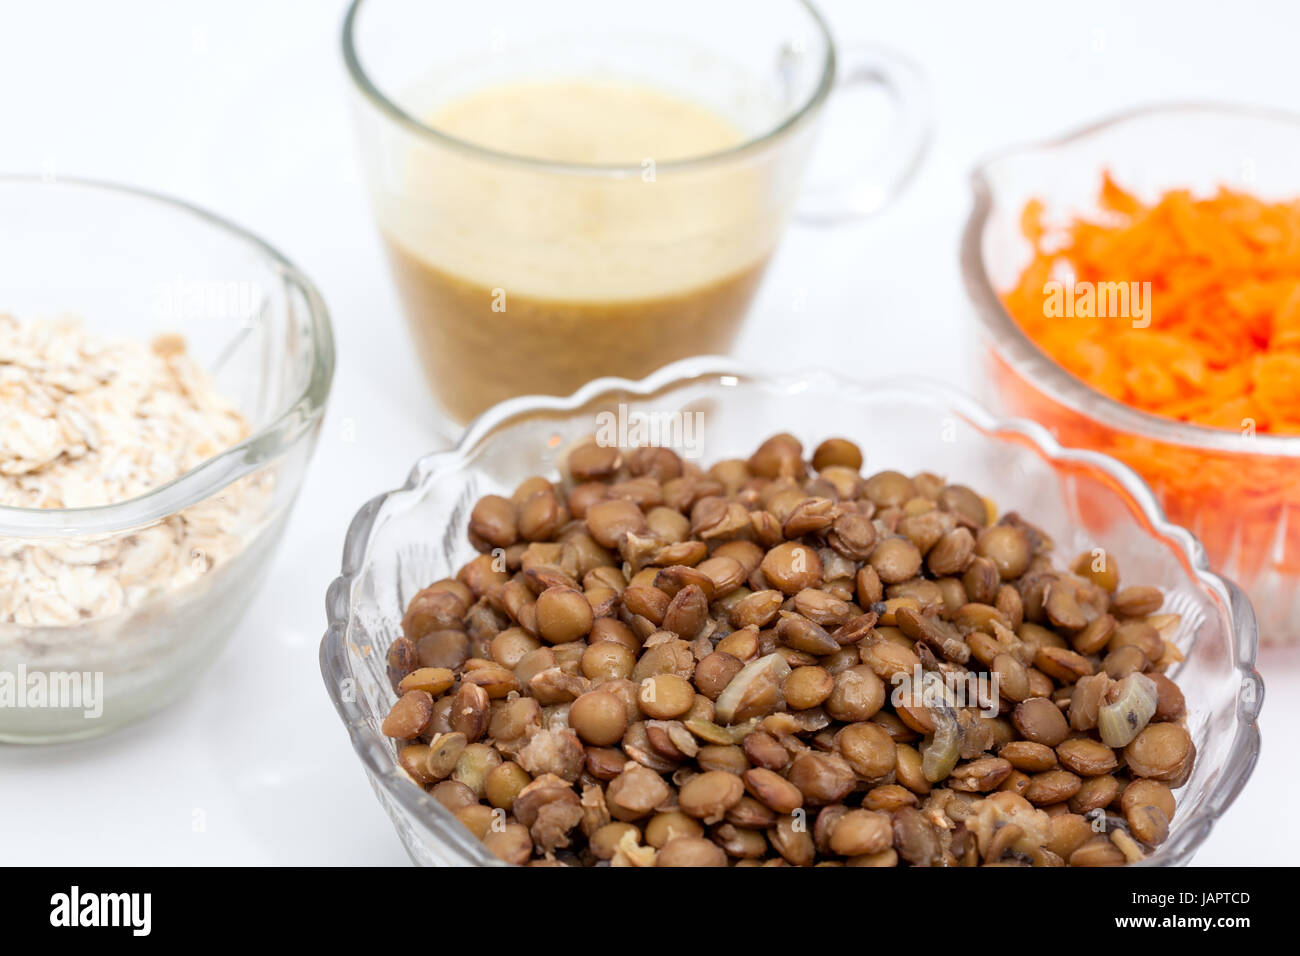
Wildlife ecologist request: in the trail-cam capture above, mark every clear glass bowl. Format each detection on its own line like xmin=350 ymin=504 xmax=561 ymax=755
xmin=321 ymin=357 xmax=1262 ymax=866
xmin=0 ymin=176 xmax=335 ymax=743
xmin=962 ymin=104 xmax=1300 ymax=644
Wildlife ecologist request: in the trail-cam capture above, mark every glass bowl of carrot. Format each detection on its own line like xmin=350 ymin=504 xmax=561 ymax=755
xmin=963 ymin=104 xmax=1300 ymax=643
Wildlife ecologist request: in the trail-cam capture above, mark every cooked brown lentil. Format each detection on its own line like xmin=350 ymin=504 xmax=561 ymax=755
xmin=381 ymin=434 xmax=1195 ymax=866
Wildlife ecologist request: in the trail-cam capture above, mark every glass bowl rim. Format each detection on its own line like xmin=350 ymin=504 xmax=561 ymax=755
xmin=340 ymin=0 xmax=836 ymax=178
xmin=320 ymin=356 xmax=1263 ymax=866
xmin=0 ymin=174 xmax=336 ymax=537
xmin=961 ymin=101 xmax=1300 ymax=458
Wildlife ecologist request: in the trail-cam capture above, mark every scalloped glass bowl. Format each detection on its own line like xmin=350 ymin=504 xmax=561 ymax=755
xmin=962 ymin=104 xmax=1300 ymax=644
xmin=321 ymin=358 xmax=1262 ymax=866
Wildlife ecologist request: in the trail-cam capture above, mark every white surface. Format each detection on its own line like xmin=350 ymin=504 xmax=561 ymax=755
xmin=1 ymin=0 xmax=1296 ymax=865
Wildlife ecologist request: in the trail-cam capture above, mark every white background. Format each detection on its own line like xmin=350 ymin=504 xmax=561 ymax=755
xmin=1 ymin=0 xmax=1297 ymax=865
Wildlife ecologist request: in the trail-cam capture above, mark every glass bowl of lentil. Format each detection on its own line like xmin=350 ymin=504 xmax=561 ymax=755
xmin=0 ymin=176 xmax=335 ymax=743
xmin=322 ymin=357 xmax=1261 ymax=866
xmin=962 ymin=104 xmax=1300 ymax=644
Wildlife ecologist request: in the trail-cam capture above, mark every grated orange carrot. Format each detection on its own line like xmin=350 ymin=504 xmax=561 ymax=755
xmin=1004 ymin=173 xmax=1300 ymax=435
xmin=994 ymin=176 xmax=1300 ymax=636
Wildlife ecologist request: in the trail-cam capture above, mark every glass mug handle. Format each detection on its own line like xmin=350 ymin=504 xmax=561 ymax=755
xmin=795 ymin=42 xmax=931 ymax=224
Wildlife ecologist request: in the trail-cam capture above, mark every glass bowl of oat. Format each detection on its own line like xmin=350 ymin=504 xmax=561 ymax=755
xmin=0 ymin=175 xmax=334 ymax=743
xmin=321 ymin=358 xmax=1260 ymax=866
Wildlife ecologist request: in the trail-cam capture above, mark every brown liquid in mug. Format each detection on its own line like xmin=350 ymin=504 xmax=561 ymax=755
xmin=379 ymin=81 xmax=775 ymax=422
xmin=385 ymin=244 xmax=766 ymax=422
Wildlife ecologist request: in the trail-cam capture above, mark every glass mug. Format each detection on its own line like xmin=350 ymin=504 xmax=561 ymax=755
xmin=344 ymin=0 xmax=929 ymax=426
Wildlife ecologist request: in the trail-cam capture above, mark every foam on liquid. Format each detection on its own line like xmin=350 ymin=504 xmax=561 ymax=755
xmin=378 ymin=80 xmax=775 ymax=301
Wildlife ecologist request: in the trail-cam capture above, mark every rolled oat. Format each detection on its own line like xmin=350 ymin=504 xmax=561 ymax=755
xmin=0 ymin=313 xmax=269 ymax=625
